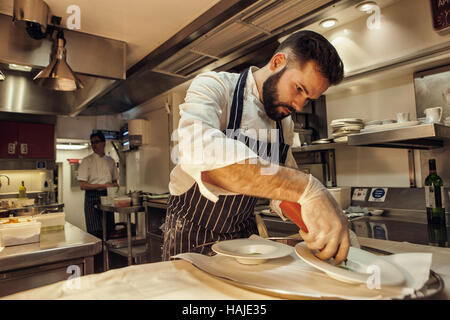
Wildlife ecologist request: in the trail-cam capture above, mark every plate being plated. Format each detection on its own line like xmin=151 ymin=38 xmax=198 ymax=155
xmin=295 ymin=242 xmax=405 ymax=286
xmin=212 ymin=239 xmax=292 ymax=265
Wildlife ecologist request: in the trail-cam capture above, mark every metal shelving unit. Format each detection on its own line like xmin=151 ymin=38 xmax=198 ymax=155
xmin=100 ymin=205 xmax=148 ymax=271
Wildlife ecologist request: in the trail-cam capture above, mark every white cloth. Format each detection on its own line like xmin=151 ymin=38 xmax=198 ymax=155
xmin=174 ymin=236 xmax=433 ymax=300
xmin=77 ymin=153 xmax=118 ymax=185
xmin=169 ymin=67 xmax=297 ymax=203
xmin=2 ymin=237 xmax=447 ymax=300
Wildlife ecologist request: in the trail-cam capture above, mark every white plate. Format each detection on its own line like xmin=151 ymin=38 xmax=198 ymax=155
xmin=212 ymin=239 xmax=292 ymax=265
xmin=360 ymin=121 xmax=421 ymax=132
xmin=294 ymin=243 xmax=405 ymax=286
xmin=331 ymin=118 xmax=364 ymax=124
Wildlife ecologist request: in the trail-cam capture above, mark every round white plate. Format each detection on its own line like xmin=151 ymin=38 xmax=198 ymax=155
xmin=212 ymin=239 xmax=292 ymax=265
xmin=331 ymin=118 xmax=364 ymax=123
xmin=294 ymin=243 xmax=405 ymax=286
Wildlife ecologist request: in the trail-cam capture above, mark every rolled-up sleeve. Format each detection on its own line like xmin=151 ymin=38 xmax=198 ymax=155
xmin=269 ymin=118 xmax=298 ymax=221
xmin=176 ymin=73 xmax=259 ymax=202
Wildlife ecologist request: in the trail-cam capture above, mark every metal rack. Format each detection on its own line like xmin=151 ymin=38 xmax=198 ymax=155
xmin=101 ymin=205 xmax=148 ymax=271
xmin=143 ymin=199 xmax=169 ymax=263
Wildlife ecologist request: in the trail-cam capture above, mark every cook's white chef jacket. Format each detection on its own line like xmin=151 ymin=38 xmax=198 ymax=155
xmin=169 ymin=67 xmax=298 ymax=210
xmin=77 ymin=153 xmax=119 ymax=185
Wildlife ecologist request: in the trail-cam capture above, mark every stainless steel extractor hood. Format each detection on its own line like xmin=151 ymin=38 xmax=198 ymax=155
xmin=78 ymin=0 xmax=362 ymax=116
xmin=0 ymin=12 xmax=126 ymax=116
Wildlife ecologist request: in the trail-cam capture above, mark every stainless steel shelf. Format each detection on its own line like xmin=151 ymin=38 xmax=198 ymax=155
xmin=347 ymin=123 xmax=450 ymax=150
xmin=291 ymin=142 xmax=340 ymax=153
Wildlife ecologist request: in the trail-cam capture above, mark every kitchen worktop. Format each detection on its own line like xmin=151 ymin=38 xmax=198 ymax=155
xmin=1 ymin=236 xmax=448 ymax=300
xmin=0 ymin=222 xmax=101 ymax=272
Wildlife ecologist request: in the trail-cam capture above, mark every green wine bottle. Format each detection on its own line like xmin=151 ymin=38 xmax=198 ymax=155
xmin=424 ymin=159 xmax=448 ymax=247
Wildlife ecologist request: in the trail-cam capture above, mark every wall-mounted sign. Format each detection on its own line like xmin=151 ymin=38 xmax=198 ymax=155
xmin=368 ymin=188 xmax=388 ymax=202
xmin=352 ymin=188 xmax=368 ymax=201
xmin=430 ymin=0 xmax=450 ymax=34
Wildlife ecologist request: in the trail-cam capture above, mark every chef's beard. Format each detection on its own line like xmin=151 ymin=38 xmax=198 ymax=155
xmin=262 ymin=67 xmax=295 ymax=121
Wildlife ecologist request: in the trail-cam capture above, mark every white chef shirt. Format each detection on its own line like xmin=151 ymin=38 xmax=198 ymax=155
xmin=77 ymin=153 xmax=119 ymax=185
xmin=169 ymin=66 xmax=298 ymax=204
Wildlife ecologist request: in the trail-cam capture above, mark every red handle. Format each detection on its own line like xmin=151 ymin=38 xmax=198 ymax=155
xmin=280 ymin=201 xmax=308 ymax=233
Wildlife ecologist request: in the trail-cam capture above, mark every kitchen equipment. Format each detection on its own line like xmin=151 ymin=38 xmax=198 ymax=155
xmin=107 ymin=186 xmax=126 ymax=198
xmin=396 ymin=112 xmax=410 ymax=123
xmin=34 ymin=212 xmax=65 ymax=232
xmin=114 ymin=196 xmax=131 ymax=208
xmin=370 ymin=209 xmax=384 ymax=216
xmin=295 ymin=129 xmax=313 ymax=146
xmin=279 ymin=201 xmax=308 ymax=232
xmin=294 ymin=242 xmax=406 ymax=286
xmin=109 ymin=222 xmax=137 ymax=239
xmin=311 ymin=138 xmax=333 ymax=144
xmin=330 ymin=119 xmax=364 ymax=141
xmin=130 ymin=191 xmax=143 ymax=206
xmin=100 ymin=196 xmax=113 ymax=206
xmin=424 ymin=107 xmax=443 ymax=124
xmin=0 ymin=218 xmax=41 ymax=246
xmin=360 ymin=120 xmax=421 ymax=132
xmin=211 ymin=238 xmax=292 ymax=265
xmin=365 ymin=120 xmax=382 ymax=126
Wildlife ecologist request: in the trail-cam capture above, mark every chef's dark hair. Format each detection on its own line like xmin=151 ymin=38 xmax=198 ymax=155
xmin=90 ymin=131 xmax=106 ymax=142
xmin=275 ymin=30 xmax=344 ymax=86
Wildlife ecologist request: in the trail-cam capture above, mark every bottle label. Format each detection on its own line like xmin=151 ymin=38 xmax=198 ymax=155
xmin=425 ymin=186 xmax=445 ymax=208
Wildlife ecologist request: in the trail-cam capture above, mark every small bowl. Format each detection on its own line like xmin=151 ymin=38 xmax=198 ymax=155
xmin=370 ymin=209 xmax=384 ymax=216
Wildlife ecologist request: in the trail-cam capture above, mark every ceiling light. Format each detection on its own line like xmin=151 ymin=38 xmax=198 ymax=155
xmin=56 ymin=143 xmax=88 ymax=150
xmin=320 ymin=19 xmax=338 ymax=28
xmin=0 ymin=70 xmax=5 ymax=81
xmin=356 ymin=1 xmax=378 ymax=12
xmin=9 ymin=63 xmax=33 ymax=72
xmin=34 ymin=30 xmax=83 ymax=91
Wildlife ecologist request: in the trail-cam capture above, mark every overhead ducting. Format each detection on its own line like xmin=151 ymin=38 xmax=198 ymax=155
xmin=79 ymin=0 xmax=362 ymax=116
xmin=0 ymin=9 xmax=126 ymax=116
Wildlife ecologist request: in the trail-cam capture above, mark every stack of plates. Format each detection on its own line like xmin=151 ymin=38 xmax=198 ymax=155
xmin=330 ymin=118 xmax=364 ymax=143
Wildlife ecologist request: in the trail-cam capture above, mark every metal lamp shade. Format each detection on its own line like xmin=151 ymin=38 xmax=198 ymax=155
xmin=13 ymin=0 xmax=49 ymax=30
xmin=0 ymin=70 xmax=5 ymax=81
xmin=34 ymin=38 xmax=83 ymax=91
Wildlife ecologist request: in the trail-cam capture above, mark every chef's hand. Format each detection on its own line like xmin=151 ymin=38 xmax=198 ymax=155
xmin=298 ymin=175 xmax=350 ymax=264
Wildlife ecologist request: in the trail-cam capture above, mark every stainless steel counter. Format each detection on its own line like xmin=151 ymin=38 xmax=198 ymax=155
xmin=0 ymin=222 xmax=101 ymax=272
xmin=0 ymin=222 xmax=102 ymax=297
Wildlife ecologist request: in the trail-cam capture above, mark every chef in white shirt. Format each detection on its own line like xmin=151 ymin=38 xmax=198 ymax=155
xmin=78 ymin=132 xmax=119 ymax=240
xmin=163 ymin=30 xmax=350 ymax=264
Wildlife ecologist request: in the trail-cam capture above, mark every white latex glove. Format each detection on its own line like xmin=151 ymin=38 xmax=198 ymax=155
xmin=297 ymin=174 xmax=350 ymax=264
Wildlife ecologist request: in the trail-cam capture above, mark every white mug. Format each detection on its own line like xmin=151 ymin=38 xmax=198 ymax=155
xmin=396 ymin=112 xmax=410 ymax=123
xmin=424 ymin=107 xmax=443 ymax=124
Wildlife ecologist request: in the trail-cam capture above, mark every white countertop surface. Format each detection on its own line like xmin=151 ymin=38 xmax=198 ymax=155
xmin=2 ymin=237 xmax=449 ymax=300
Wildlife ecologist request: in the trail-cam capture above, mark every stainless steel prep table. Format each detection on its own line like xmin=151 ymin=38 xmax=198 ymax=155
xmin=0 ymin=222 xmax=101 ymax=297
xmin=100 ymin=205 xmax=147 ymax=271
xmin=143 ymin=199 xmax=168 ymax=262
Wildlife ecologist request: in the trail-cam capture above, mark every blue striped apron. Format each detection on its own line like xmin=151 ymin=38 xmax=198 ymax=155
xmin=84 ymin=189 xmax=114 ymax=239
xmin=162 ymin=68 xmax=290 ymax=260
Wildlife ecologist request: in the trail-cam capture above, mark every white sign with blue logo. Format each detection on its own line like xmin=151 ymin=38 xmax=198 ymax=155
xmin=368 ymin=187 xmax=388 ymax=202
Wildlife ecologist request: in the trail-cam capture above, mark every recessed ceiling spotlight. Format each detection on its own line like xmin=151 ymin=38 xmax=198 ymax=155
xmin=320 ymin=18 xmax=338 ymax=28
xmin=356 ymin=1 xmax=378 ymax=12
